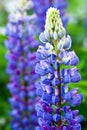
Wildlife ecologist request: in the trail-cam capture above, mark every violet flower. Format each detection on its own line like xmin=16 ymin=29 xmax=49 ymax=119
xmin=35 ymin=8 xmax=83 ymax=130
xmin=32 ymin=0 xmax=68 ymax=33
xmin=5 ymin=1 xmax=38 ymax=129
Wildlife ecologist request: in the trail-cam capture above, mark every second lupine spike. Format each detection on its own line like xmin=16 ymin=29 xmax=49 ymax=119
xmin=35 ymin=7 xmax=83 ymax=130
xmin=5 ymin=0 xmax=38 ymax=129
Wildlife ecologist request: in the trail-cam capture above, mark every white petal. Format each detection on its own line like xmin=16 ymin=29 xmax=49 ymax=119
xmin=39 ymin=32 xmax=47 ymax=43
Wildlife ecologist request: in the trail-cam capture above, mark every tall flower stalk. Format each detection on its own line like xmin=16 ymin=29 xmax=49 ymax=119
xmin=5 ymin=1 xmax=38 ymax=129
xmin=35 ymin=8 xmax=83 ymax=130
xmin=32 ymin=0 xmax=68 ymax=33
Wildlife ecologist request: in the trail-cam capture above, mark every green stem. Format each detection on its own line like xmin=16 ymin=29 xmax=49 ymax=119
xmin=53 ymin=40 xmax=58 ymax=54
xmin=54 ymin=40 xmax=62 ymax=128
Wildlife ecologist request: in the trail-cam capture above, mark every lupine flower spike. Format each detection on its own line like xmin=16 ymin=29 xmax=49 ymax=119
xmin=5 ymin=0 xmax=38 ymax=129
xmin=35 ymin=7 xmax=83 ymax=130
xmin=33 ymin=0 xmax=68 ymax=33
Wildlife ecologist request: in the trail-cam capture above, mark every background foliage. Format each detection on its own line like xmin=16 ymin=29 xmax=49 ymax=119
xmin=0 ymin=0 xmax=87 ymax=129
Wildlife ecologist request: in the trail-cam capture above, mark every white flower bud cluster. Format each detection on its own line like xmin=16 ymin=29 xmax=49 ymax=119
xmin=44 ymin=7 xmax=66 ymax=40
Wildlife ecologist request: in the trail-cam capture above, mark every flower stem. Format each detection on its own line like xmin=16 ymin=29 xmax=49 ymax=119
xmin=50 ymin=0 xmax=53 ymax=4
xmin=57 ymin=65 xmax=62 ymax=128
xmin=54 ymin=40 xmax=62 ymax=128
xmin=21 ymin=40 xmax=28 ymax=116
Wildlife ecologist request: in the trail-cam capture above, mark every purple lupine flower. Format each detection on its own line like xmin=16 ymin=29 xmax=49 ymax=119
xmin=35 ymin=8 xmax=83 ymax=130
xmin=5 ymin=1 xmax=38 ymax=129
xmin=32 ymin=0 xmax=68 ymax=33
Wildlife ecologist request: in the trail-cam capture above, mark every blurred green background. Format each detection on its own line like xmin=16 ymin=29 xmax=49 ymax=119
xmin=0 ymin=0 xmax=87 ymax=129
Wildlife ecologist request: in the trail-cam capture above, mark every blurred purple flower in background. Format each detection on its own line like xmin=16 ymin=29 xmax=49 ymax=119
xmin=32 ymin=0 xmax=68 ymax=33
xmin=4 ymin=1 xmax=38 ymax=129
xmin=35 ymin=7 xmax=83 ymax=130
